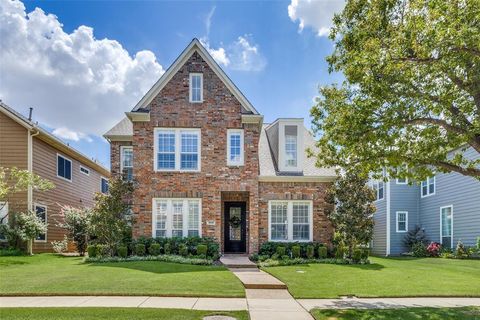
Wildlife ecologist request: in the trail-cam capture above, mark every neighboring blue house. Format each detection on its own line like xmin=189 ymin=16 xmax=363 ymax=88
xmin=371 ymin=147 xmax=480 ymax=256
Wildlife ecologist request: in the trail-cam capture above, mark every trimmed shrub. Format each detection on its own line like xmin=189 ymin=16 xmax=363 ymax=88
xmin=196 ymin=244 xmax=207 ymax=257
xmin=477 ymin=237 xmax=480 ymax=250
xmin=361 ymin=249 xmax=369 ymax=260
xmin=352 ymin=248 xmax=362 ymax=262
xmin=291 ymin=245 xmax=301 ymax=258
xmin=134 ymin=244 xmax=146 ymax=256
xmin=318 ymin=246 xmax=327 ymax=259
xmin=306 ymin=245 xmax=315 ymax=259
xmin=412 ymin=242 xmax=427 ymax=257
xmin=455 ymin=240 xmax=468 ymax=259
xmin=276 ymin=246 xmax=286 ymax=257
xmin=335 ymin=246 xmax=345 ymax=259
xmin=148 ymin=243 xmax=161 ymax=256
xmin=164 ymin=243 xmax=171 ymax=255
xmin=87 ymin=245 xmax=98 ymax=258
xmin=179 ymin=244 xmax=188 ymax=257
xmin=117 ymin=246 xmax=128 ymax=258
xmin=427 ymin=242 xmax=441 ymax=257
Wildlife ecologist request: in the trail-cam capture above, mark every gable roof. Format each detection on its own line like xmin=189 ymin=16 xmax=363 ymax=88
xmin=103 ymin=117 xmax=133 ymax=141
xmin=131 ymin=38 xmax=259 ymax=115
xmin=0 ymin=101 xmax=110 ymax=177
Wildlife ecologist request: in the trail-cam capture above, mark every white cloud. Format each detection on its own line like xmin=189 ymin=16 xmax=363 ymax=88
xmin=0 ymin=0 xmax=164 ymax=141
xmin=288 ymin=0 xmax=345 ymax=37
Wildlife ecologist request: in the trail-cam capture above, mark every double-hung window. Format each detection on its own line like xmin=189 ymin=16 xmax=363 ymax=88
xmin=57 ymin=154 xmax=72 ymax=181
xmin=189 ymin=73 xmax=203 ymax=103
xmin=396 ymin=211 xmax=408 ymax=232
xmin=269 ymin=201 xmax=312 ymax=242
xmin=155 ymin=128 xmax=200 ymax=171
xmin=371 ymin=181 xmax=384 ymax=201
xmin=227 ymin=129 xmax=244 ymax=166
xmin=34 ymin=204 xmax=47 ymax=242
xmin=440 ymin=206 xmax=453 ymax=249
xmin=101 ymin=178 xmax=109 ymax=194
xmin=121 ymin=146 xmax=133 ymax=181
xmin=152 ymin=198 xmax=202 ymax=238
xmin=421 ymin=176 xmax=435 ymax=197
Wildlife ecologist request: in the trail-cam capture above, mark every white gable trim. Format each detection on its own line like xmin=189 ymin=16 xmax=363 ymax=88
xmin=131 ymin=38 xmax=259 ymax=115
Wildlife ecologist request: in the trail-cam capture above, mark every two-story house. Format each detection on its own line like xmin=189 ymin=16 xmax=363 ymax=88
xmin=0 ymin=102 xmax=110 ymax=252
xmin=104 ymin=39 xmax=336 ymax=254
xmin=371 ymin=147 xmax=480 ymax=256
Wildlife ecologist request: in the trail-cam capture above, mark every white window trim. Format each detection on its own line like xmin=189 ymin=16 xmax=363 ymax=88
xmin=33 ymin=203 xmax=47 ymax=243
xmin=151 ymin=198 xmax=202 ymax=238
xmin=421 ymin=176 xmax=436 ymax=198
xmin=395 ymin=211 xmax=408 ymax=233
xmin=120 ymin=145 xmax=133 ymax=180
xmin=79 ymin=165 xmax=90 ymax=176
xmin=153 ymin=128 xmax=201 ymax=172
xmin=0 ymin=202 xmax=8 ymax=242
xmin=278 ymin=120 xmax=304 ymax=173
xmin=396 ymin=178 xmax=408 ymax=184
xmin=56 ymin=153 xmax=72 ymax=182
xmin=372 ymin=180 xmax=384 ymax=202
xmin=189 ymin=73 xmax=203 ymax=103
xmin=227 ymin=129 xmax=244 ymax=166
xmin=268 ymin=200 xmax=313 ymax=242
xmin=440 ymin=205 xmax=453 ymax=248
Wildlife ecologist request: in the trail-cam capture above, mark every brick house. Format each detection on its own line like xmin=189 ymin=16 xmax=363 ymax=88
xmin=104 ymin=39 xmax=336 ymax=253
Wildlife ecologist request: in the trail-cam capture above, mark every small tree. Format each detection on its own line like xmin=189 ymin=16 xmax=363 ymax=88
xmin=88 ymin=178 xmax=133 ymax=256
xmin=57 ymin=206 xmax=91 ymax=256
xmin=15 ymin=211 xmax=48 ymax=255
xmin=326 ymin=171 xmax=376 ymax=258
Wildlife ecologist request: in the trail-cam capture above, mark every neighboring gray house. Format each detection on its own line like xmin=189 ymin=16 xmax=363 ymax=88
xmin=371 ymin=147 xmax=480 ymax=256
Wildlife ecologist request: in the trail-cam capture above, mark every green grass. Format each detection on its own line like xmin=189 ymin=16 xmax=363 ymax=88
xmin=311 ymin=307 xmax=480 ymax=320
xmin=0 ymin=254 xmax=244 ymax=297
xmin=264 ymin=257 xmax=480 ymax=298
xmin=0 ymin=308 xmax=249 ymax=320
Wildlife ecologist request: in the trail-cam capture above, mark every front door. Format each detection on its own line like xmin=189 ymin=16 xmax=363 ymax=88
xmin=224 ymin=202 xmax=247 ymax=253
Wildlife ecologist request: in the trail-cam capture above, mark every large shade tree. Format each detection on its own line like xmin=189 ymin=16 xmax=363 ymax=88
xmin=311 ymin=0 xmax=480 ymax=180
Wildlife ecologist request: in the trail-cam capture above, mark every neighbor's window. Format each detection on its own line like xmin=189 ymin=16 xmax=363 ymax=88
xmin=441 ymin=206 xmax=453 ymax=249
xmin=189 ymin=73 xmax=203 ymax=103
xmin=155 ymin=129 xmax=200 ymax=171
xmin=371 ymin=181 xmax=384 ymax=201
xmin=396 ymin=211 xmax=408 ymax=232
xmin=227 ymin=129 xmax=244 ymax=166
xmin=121 ymin=146 xmax=133 ymax=181
xmin=152 ymin=199 xmax=201 ymax=238
xmin=34 ymin=204 xmax=47 ymax=242
xmin=284 ymin=125 xmax=298 ymax=168
xmin=421 ymin=176 xmax=435 ymax=197
xmin=101 ymin=178 xmax=109 ymax=194
xmin=57 ymin=154 xmax=72 ymax=181
xmin=396 ymin=177 xmax=408 ymax=184
xmin=0 ymin=202 xmax=8 ymax=241
xmin=269 ymin=201 xmax=312 ymax=242
xmin=80 ymin=166 xmax=90 ymax=176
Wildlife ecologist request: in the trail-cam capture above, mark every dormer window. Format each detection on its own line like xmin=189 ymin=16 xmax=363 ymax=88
xmin=189 ymin=73 xmax=203 ymax=103
xmin=285 ymin=126 xmax=298 ymax=168
xmin=275 ymin=119 xmax=304 ymax=172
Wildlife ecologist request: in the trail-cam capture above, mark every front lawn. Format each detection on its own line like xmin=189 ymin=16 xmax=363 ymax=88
xmin=264 ymin=257 xmax=480 ymax=298
xmin=0 ymin=308 xmax=249 ymax=320
xmin=0 ymin=254 xmax=244 ymax=297
xmin=311 ymin=307 xmax=480 ymax=320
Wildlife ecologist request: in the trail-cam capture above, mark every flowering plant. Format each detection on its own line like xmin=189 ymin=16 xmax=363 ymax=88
xmin=427 ymin=242 xmax=441 ymax=257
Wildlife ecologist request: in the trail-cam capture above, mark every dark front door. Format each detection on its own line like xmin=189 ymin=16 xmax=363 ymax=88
xmin=224 ymin=202 xmax=247 ymax=253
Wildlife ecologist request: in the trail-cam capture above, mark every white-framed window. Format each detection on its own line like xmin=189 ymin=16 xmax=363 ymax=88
xmin=396 ymin=211 xmax=408 ymax=232
xmin=268 ymin=200 xmax=312 ymax=242
xmin=0 ymin=202 xmax=8 ymax=241
xmin=227 ymin=129 xmax=244 ymax=166
xmin=440 ymin=205 xmax=453 ymax=249
xmin=57 ymin=154 xmax=72 ymax=181
xmin=371 ymin=181 xmax=384 ymax=201
xmin=80 ymin=166 xmax=90 ymax=176
xmin=101 ymin=177 xmax=109 ymax=194
xmin=396 ymin=178 xmax=408 ymax=184
xmin=120 ymin=146 xmax=133 ymax=181
xmin=285 ymin=125 xmax=298 ymax=168
xmin=154 ymin=128 xmax=201 ymax=172
xmin=189 ymin=73 xmax=203 ymax=103
xmin=34 ymin=204 xmax=47 ymax=242
xmin=152 ymin=198 xmax=202 ymax=238
xmin=421 ymin=176 xmax=435 ymax=197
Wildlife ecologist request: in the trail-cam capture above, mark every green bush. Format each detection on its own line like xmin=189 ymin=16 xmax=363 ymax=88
xmin=455 ymin=240 xmax=468 ymax=259
xmin=291 ymin=245 xmax=301 ymax=258
xmin=335 ymin=246 xmax=345 ymax=259
xmin=412 ymin=242 xmax=427 ymax=257
xmin=276 ymin=246 xmax=286 ymax=257
xmin=352 ymin=248 xmax=362 ymax=262
xmin=148 ymin=243 xmax=161 ymax=256
xmin=0 ymin=248 xmax=24 ymax=256
xmin=306 ymin=245 xmax=315 ymax=259
xmin=361 ymin=248 xmax=369 ymax=260
xmin=179 ymin=244 xmax=188 ymax=257
xmin=318 ymin=246 xmax=327 ymax=259
xmin=196 ymin=244 xmax=207 ymax=257
xmin=477 ymin=237 xmax=480 ymax=250
xmin=117 ymin=246 xmax=128 ymax=258
xmin=87 ymin=245 xmax=98 ymax=258
xmin=134 ymin=243 xmax=146 ymax=256
xmin=164 ymin=243 xmax=171 ymax=255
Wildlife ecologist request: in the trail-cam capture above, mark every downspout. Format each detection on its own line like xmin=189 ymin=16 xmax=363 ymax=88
xmin=27 ymin=128 xmax=40 ymax=211
xmin=386 ymin=180 xmax=391 ymax=256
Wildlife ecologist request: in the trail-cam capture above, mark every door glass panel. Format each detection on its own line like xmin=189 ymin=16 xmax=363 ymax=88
xmin=229 ymin=207 xmax=242 ymax=241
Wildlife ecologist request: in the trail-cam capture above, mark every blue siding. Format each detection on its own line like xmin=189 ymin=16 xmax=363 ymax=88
xmin=372 ymin=190 xmax=387 ymax=256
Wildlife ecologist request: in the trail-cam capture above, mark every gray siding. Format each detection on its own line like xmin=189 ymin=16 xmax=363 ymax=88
xmin=372 ymin=191 xmax=387 ymax=256
xmin=265 ymin=122 xmax=279 ymax=167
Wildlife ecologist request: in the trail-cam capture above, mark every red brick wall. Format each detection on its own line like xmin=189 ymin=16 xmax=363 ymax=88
xmin=131 ymin=51 xmax=261 ymax=253
xmin=110 ymin=141 xmax=132 ymax=178
xmin=258 ymin=181 xmax=334 ymax=247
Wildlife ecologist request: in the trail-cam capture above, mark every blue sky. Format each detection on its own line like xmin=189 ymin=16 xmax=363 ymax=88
xmin=1 ymin=0 xmax=344 ymax=169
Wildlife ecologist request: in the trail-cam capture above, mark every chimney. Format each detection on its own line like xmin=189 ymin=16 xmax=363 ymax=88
xmin=28 ymin=107 xmax=33 ymax=121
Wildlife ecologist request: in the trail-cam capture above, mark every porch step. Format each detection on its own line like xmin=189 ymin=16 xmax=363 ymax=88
xmin=231 ymin=269 xmax=288 ymax=290
xmin=220 ymin=254 xmax=257 ymax=269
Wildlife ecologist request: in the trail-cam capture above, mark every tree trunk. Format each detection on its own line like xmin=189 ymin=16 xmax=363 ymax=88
xmin=27 ymin=239 xmax=33 ymax=255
